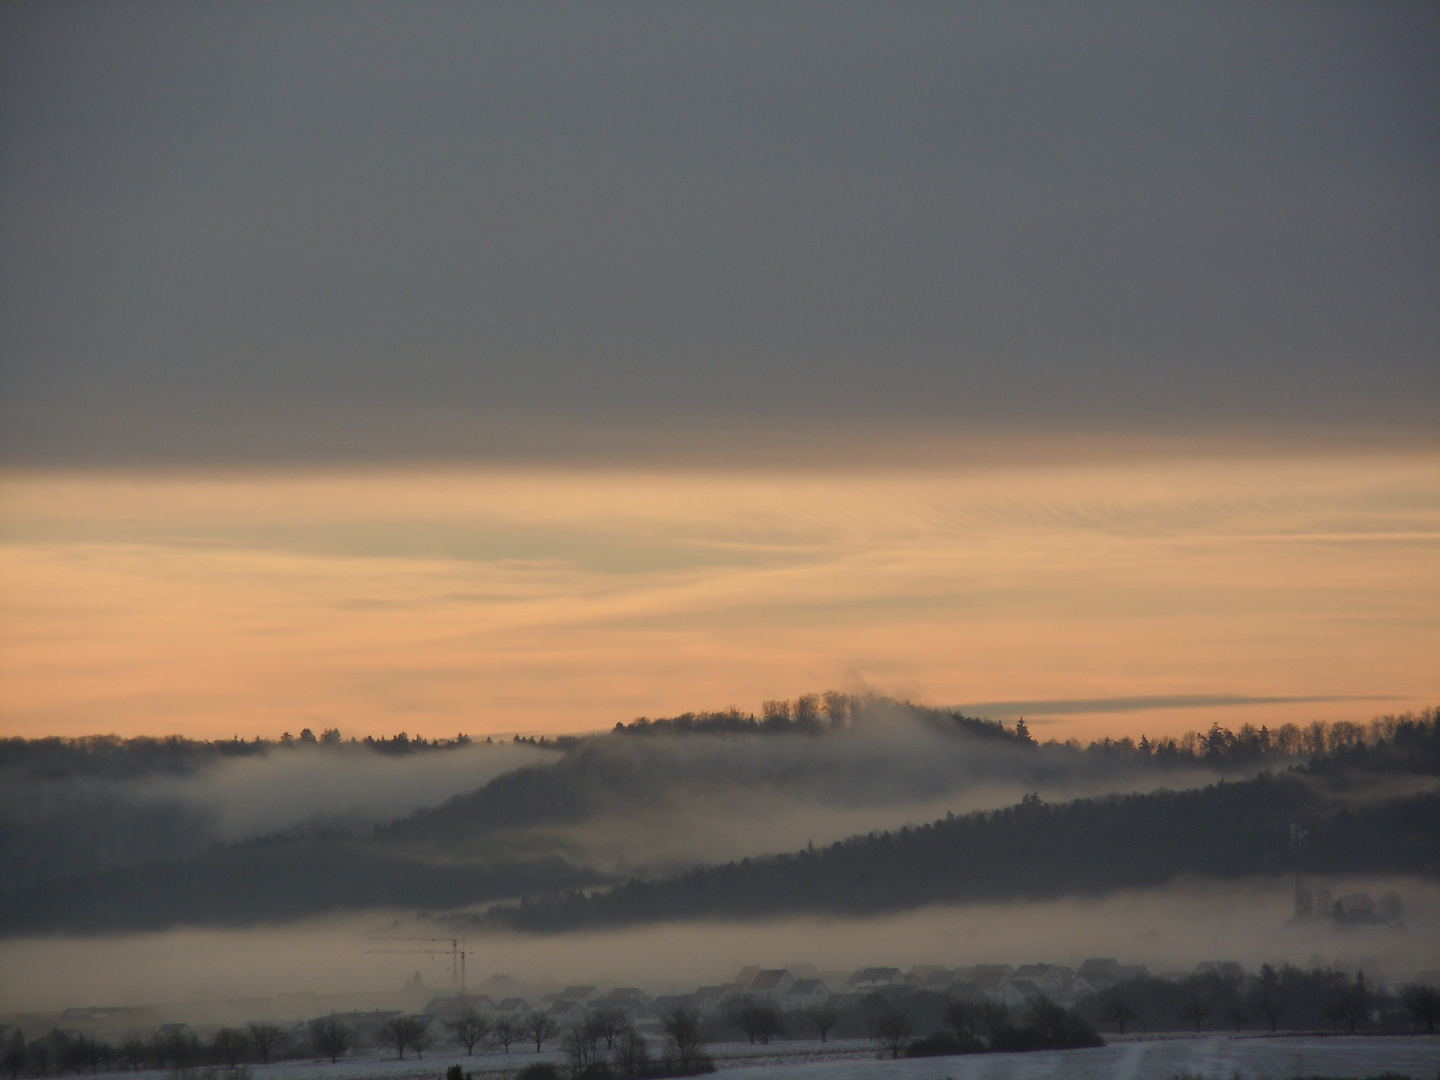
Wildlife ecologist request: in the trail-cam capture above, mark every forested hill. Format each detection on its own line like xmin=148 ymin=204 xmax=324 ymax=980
xmin=486 ymin=774 xmax=1440 ymax=933
xmin=1 ymin=705 xmax=1433 ymax=935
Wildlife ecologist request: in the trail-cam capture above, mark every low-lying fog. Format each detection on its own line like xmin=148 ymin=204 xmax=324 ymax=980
xmin=4 ymin=877 xmax=1435 ymax=1016
xmin=145 ymin=741 xmax=554 ymax=838
xmin=8 ymin=704 xmax=1283 ymax=890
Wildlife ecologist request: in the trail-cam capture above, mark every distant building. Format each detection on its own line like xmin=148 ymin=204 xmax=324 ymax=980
xmin=1077 ymin=958 xmax=1121 ymax=985
xmin=786 ymin=979 xmax=831 ymax=1010
xmin=424 ymin=993 xmax=493 ymax=1020
xmin=943 ymin=980 xmax=984 ymax=1003
xmin=908 ymin=966 xmax=954 ymax=989
xmin=749 ymin=970 xmax=795 ymax=1000
xmin=548 ymin=1000 xmax=587 ymax=1023
xmin=728 ymin=967 xmax=763 ymax=993
xmin=688 ymin=987 xmax=727 ymax=1016
xmin=995 ymin=979 xmax=1043 ymax=1009
xmin=966 ymin=965 xmax=1014 ymax=993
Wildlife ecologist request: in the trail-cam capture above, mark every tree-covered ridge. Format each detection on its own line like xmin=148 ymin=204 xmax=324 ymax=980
xmin=1 ymin=704 xmax=1433 ymax=935
xmin=484 ymin=712 xmax=1440 ymax=933
xmin=0 ymin=728 xmax=487 ymax=780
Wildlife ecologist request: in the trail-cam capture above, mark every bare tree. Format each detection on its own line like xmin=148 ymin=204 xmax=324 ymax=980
xmin=407 ymin=1016 xmax=431 ymax=1060
xmin=725 ymin=998 xmax=783 ymax=1045
xmin=613 ymin=1027 xmax=650 ymax=1080
xmin=1338 ymin=975 xmax=1370 ymax=1033
xmin=586 ymin=1007 xmax=630 ymax=1050
xmin=1248 ymin=967 xmax=1288 ymax=1032
xmin=490 ymin=1016 xmax=520 ymax=1054
xmin=805 ymin=1003 xmax=840 ymax=1042
xmin=974 ymin=1001 xmax=1011 ymax=1044
xmin=247 ymin=1022 xmax=286 ymax=1065
xmin=445 ymin=1008 xmax=491 ymax=1055
xmin=942 ymin=999 xmax=978 ymax=1042
xmin=870 ymin=1008 xmax=912 ymax=1059
xmin=1100 ymin=991 xmax=1138 ymax=1034
xmin=1177 ymin=977 xmax=1213 ymax=1033
xmin=119 ymin=1038 xmax=147 ymax=1072
xmin=310 ymin=1018 xmax=352 ymax=1064
xmin=378 ymin=1016 xmax=416 ymax=1060
xmin=2 ymin=1030 xmax=24 ymax=1080
xmin=1226 ymin=1002 xmax=1248 ymax=1032
xmin=525 ymin=1011 xmax=559 ymax=1053
xmin=1400 ymin=984 xmax=1440 ymax=1033
xmin=564 ymin=1024 xmax=602 ymax=1074
xmin=660 ymin=1006 xmax=707 ymax=1076
xmin=210 ymin=1028 xmax=248 ymax=1068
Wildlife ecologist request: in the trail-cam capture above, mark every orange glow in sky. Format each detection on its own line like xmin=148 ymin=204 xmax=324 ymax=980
xmin=1 ymin=450 xmax=1436 ymax=743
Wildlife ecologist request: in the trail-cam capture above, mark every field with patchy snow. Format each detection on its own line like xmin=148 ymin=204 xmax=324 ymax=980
xmin=82 ymin=1034 xmax=1440 ymax=1080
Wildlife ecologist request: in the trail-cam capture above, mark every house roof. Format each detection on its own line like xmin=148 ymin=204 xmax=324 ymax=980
xmin=1013 ymin=964 xmax=1052 ymax=978
xmin=751 ymin=969 xmax=791 ymax=990
xmin=790 ymin=979 xmax=827 ymax=994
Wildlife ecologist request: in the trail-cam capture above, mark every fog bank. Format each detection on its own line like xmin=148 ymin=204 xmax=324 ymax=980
xmin=4 ymin=876 xmax=1436 ymax=1016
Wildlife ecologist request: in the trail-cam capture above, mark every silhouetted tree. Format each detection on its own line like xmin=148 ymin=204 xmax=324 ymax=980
xmin=211 ymin=1028 xmax=247 ymax=1068
xmin=525 ymin=1011 xmax=558 ymax=1053
xmin=725 ymin=999 xmax=783 ymax=1045
xmin=445 ymin=1008 xmax=491 ymax=1055
xmin=586 ymin=1007 xmax=629 ymax=1050
xmin=871 ymin=1007 xmax=912 ymax=1059
xmin=1338 ymin=973 xmax=1370 ymax=1033
xmin=1400 ymin=984 xmax=1440 ymax=1032
xmin=613 ymin=1026 xmax=650 ymax=1080
xmin=1225 ymin=1002 xmax=1248 ymax=1031
xmin=1178 ymin=977 xmax=1213 ymax=1032
xmin=119 ymin=1037 xmax=147 ymax=1071
xmin=805 ymin=1003 xmax=840 ymax=1042
xmin=3 ymin=1030 xmax=25 ymax=1080
xmin=491 ymin=1016 xmax=520 ymax=1054
xmin=1248 ymin=965 xmax=1287 ymax=1032
xmin=407 ymin=1016 xmax=431 ymax=1059
xmin=310 ymin=1018 xmax=352 ymax=1064
xmin=974 ymin=1000 xmax=1011 ymax=1044
xmin=1100 ymin=990 xmax=1138 ymax=1034
xmin=563 ymin=1024 xmax=601 ymax=1075
xmin=659 ymin=1006 xmax=708 ymax=1076
xmin=943 ymin=999 xmax=978 ymax=1041
xmin=247 ymin=1022 xmax=286 ymax=1064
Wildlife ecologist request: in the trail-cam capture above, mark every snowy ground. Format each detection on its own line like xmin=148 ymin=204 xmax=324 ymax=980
xmin=79 ymin=1035 xmax=1440 ymax=1080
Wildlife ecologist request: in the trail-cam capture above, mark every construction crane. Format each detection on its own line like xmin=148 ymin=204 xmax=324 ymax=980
xmin=366 ymin=936 xmax=468 ymax=991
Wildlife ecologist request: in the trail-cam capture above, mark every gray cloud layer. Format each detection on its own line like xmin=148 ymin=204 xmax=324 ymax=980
xmin=2 ymin=2 xmax=1436 ymax=464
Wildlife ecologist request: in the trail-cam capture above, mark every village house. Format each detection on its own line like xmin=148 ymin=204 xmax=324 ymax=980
xmin=748 ymin=970 xmax=795 ymax=1001
xmin=786 ymin=979 xmax=831 ymax=1010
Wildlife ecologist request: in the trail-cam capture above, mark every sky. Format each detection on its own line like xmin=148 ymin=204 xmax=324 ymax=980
xmin=1 ymin=2 xmax=1437 ymax=741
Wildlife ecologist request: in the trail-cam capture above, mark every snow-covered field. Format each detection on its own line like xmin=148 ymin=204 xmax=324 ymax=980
xmin=85 ymin=1035 xmax=1440 ymax=1080
xmin=731 ymin=1035 xmax=1440 ymax=1080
